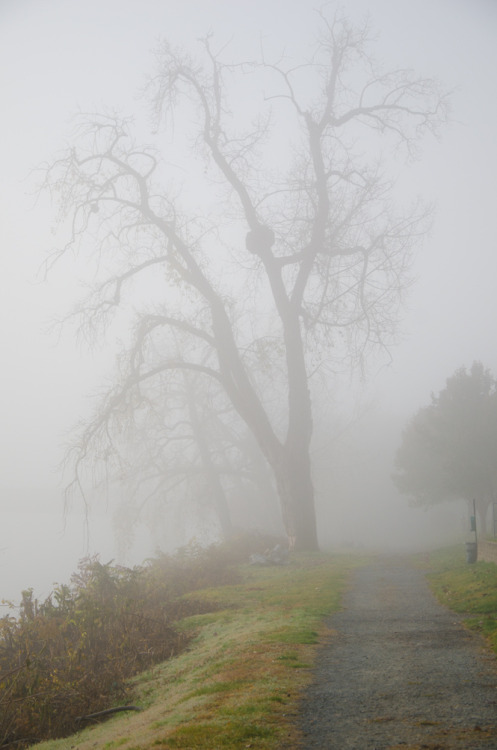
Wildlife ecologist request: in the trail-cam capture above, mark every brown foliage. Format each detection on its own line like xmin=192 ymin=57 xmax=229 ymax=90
xmin=0 ymin=533 xmax=278 ymax=748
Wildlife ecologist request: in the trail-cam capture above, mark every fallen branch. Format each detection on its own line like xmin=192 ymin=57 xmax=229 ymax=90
xmin=75 ymin=705 xmax=142 ymax=722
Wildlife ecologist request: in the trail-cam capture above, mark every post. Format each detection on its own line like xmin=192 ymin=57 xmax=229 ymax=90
xmin=466 ymin=499 xmax=478 ymax=563
xmin=473 ymin=498 xmax=478 ymax=546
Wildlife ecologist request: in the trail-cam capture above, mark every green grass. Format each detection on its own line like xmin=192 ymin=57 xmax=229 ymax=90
xmin=30 ymin=553 xmax=359 ymax=750
xmin=424 ymin=545 xmax=497 ymax=653
xmin=31 ymin=545 xmax=497 ymax=750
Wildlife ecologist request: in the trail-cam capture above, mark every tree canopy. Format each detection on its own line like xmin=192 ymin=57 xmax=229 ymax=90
xmin=43 ymin=11 xmax=448 ymax=551
xmin=393 ymin=362 xmax=497 ymax=531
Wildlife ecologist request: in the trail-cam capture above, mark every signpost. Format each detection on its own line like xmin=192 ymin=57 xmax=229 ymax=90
xmin=466 ymin=499 xmax=478 ymax=563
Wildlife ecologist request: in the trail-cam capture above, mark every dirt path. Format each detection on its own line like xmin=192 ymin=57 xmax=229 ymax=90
xmin=298 ymin=558 xmax=497 ymax=749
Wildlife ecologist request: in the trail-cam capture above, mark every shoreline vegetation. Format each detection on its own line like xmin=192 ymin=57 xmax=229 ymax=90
xmin=2 ymin=543 xmax=497 ymax=749
xmin=1 ymin=535 xmax=356 ymax=749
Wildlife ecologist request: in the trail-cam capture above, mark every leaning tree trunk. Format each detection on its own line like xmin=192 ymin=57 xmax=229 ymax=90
xmin=209 ymin=292 xmax=320 ymax=551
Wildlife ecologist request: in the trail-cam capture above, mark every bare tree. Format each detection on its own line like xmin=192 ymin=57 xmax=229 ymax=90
xmin=43 ymin=12 xmax=448 ymax=551
xmin=105 ymin=365 xmax=278 ymax=551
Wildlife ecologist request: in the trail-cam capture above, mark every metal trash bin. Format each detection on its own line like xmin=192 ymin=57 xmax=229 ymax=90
xmin=466 ymin=541 xmax=477 ymax=564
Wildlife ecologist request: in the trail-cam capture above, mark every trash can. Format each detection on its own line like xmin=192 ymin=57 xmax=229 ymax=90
xmin=466 ymin=541 xmax=477 ymax=564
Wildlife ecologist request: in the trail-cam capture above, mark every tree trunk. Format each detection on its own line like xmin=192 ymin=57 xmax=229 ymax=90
xmin=275 ymin=446 xmax=319 ymax=551
xmin=210 ymin=293 xmax=320 ymax=550
xmin=279 ymin=309 xmax=319 ymax=551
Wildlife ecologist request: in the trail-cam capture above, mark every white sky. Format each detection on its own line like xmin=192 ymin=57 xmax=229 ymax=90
xmin=0 ymin=0 xmax=496 ymax=596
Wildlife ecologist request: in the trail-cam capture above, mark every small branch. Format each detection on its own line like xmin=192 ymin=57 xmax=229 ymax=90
xmin=75 ymin=705 xmax=142 ymax=722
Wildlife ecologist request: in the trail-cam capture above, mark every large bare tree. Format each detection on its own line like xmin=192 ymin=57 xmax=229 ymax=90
xmin=44 ymin=13 xmax=448 ymax=551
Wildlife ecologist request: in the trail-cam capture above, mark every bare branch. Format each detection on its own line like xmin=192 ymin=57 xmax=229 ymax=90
xmin=43 ymin=10 xmax=449 ymax=551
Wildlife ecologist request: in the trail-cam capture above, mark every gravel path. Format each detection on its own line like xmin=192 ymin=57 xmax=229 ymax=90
xmin=298 ymin=557 xmax=497 ymax=749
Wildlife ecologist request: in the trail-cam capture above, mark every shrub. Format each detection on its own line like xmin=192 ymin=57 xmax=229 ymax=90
xmin=0 ymin=532 xmax=279 ymax=748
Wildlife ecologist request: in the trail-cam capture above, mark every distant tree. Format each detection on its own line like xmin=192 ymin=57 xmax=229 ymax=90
xmin=393 ymin=362 xmax=497 ymax=532
xmin=102 ymin=366 xmax=280 ymax=554
xmin=43 ymin=11 xmax=448 ymax=550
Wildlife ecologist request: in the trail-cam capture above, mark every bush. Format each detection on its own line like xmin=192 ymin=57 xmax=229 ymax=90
xmin=0 ymin=532 xmax=280 ymax=748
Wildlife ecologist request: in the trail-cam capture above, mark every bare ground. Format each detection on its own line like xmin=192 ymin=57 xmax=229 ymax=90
xmin=297 ymin=557 xmax=497 ymax=749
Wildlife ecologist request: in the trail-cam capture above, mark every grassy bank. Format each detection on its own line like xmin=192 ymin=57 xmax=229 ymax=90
xmin=424 ymin=545 xmax=497 ymax=654
xmin=30 ymin=554 xmax=356 ymax=750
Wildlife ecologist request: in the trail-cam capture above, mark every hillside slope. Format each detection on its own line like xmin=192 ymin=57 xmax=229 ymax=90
xmin=30 ymin=555 xmax=355 ymax=750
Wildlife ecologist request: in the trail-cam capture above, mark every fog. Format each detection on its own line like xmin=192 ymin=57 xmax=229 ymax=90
xmin=1 ymin=0 xmax=496 ymax=604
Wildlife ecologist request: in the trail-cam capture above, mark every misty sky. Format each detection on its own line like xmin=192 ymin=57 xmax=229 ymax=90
xmin=1 ymin=0 xmax=497 ymax=596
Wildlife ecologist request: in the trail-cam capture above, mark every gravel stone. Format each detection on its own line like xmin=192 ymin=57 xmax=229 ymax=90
xmin=298 ymin=557 xmax=497 ymax=749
